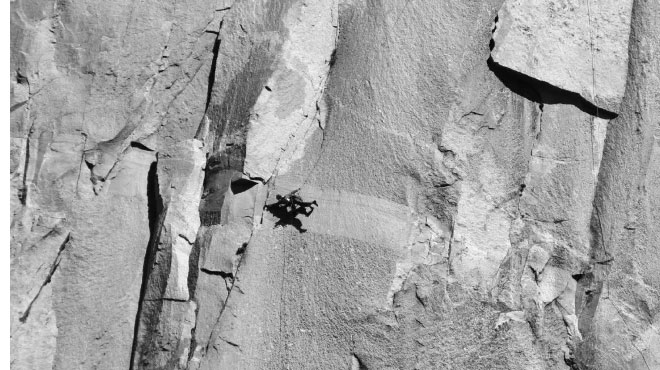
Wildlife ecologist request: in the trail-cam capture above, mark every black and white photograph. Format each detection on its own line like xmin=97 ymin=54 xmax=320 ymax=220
xmin=7 ymin=0 xmax=659 ymax=369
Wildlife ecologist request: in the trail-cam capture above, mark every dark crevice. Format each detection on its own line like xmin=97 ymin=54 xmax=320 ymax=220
xmin=230 ymin=177 xmax=258 ymax=194
xmin=248 ymin=175 xmax=265 ymax=183
xmin=178 ymin=233 xmax=194 ymax=245
xmin=220 ymin=338 xmax=240 ymax=348
xmin=203 ymin=243 xmax=248 ymax=354
xmin=200 ymin=268 xmax=233 ymax=279
xmin=186 ymin=236 xmax=202 ymax=364
xmin=487 ymin=57 xmax=617 ymax=119
xmin=143 ymin=297 xmax=187 ymax=302
xmin=19 ymin=232 xmax=71 ymax=323
xmin=19 ymin=127 xmax=33 ymax=205
xmin=129 ymin=158 xmax=164 ymax=370
xmin=187 ymin=305 xmax=199 ymax=363
xmin=187 ymin=237 xmax=201 ymax=298
xmin=130 ymin=141 xmax=155 ymax=152
xmin=146 ymin=160 xmax=164 ymax=246
xmin=75 ymin=134 xmax=88 ymax=195
xmin=446 ymin=220 xmax=455 ymax=276
xmin=328 ymin=47 xmax=337 ymax=68
xmin=190 ymin=23 xmax=287 ymax=364
xmin=16 ymin=69 xmax=29 ymax=85
xmin=10 ymin=101 xmax=28 ymax=112
xmin=352 ymin=353 xmax=369 ymax=370
xmin=204 ymin=37 xmax=222 ymax=114
xmin=489 ymin=15 xmax=498 ymax=51
xmin=235 ymin=242 xmax=247 ymax=255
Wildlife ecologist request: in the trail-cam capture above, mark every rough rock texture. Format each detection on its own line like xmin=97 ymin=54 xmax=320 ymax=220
xmin=9 ymin=0 xmax=659 ymax=369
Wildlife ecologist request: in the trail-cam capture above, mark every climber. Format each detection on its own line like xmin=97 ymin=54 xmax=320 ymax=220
xmin=265 ymin=189 xmax=318 ymax=233
xmin=273 ymin=189 xmax=318 ymax=216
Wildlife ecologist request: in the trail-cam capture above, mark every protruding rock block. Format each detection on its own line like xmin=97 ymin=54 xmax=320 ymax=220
xmin=160 ymin=139 xmax=206 ymax=301
xmin=491 ymin=0 xmax=634 ymax=113
xmin=243 ymin=1 xmax=337 ymax=180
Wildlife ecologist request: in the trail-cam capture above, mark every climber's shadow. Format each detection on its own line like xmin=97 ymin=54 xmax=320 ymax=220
xmin=264 ymin=203 xmax=308 ymax=233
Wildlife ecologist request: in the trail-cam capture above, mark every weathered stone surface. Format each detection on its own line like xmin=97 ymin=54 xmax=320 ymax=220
xmin=574 ymin=0 xmax=660 ymax=368
xmin=492 ymin=0 xmax=634 ymax=113
xmin=243 ymin=0 xmax=337 ymax=181
xmin=9 ymin=0 xmax=660 ymax=369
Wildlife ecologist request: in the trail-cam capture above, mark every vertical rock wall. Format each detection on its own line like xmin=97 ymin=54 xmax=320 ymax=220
xmin=9 ymin=0 xmax=659 ymax=369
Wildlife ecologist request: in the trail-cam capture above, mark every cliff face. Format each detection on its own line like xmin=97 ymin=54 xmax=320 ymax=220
xmin=9 ymin=0 xmax=659 ymax=369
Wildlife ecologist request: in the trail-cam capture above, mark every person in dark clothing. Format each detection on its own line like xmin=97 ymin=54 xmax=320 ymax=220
xmin=274 ymin=189 xmax=318 ymax=216
xmin=265 ymin=189 xmax=318 ymax=233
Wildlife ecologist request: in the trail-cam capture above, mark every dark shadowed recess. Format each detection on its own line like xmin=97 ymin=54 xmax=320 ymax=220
xmin=230 ymin=177 xmax=258 ymax=194
xmin=487 ymin=57 xmax=617 ymax=120
xmin=129 ymin=160 xmax=167 ymax=370
xmin=198 ymin=43 xmax=277 ymax=227
xmin=205 ymin=38 xmax=222 ymax=113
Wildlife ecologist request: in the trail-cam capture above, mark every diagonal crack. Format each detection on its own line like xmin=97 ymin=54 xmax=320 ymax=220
xmin=203 ymin=231 xmax=253 ymax=355
xmin=605 ymin=296 xmax=652 ymax=370
xmin=516 ymin=104 xmax=543 ymax=218
xmin=19 ymin=232 xmax=71 ymax=323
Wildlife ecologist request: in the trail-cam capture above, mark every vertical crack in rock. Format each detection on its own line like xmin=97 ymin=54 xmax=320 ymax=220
xmin=190 ymin=36 xmax=279 ymax=370
xmin=127 ymin=140 xmax=205 ymax=368
xmin=204 ymin=38 xmax=221 ymax=114
xmin=19 ymin=232 xmax=71 ymax=323
xmin=187 ymin=4 xmax=338 ymax=367
xmin=75 ymin=133 xmax=88 ymax=196
xmin=446 ymin=219 xmax=455 ymax=277
xmin=574 ymin=0 xmax=659 ymax=367
xmin=185 ymin=235 xmax=202 ymax=366
xmin=488 ymin=9 xmax=614 ymax=363
xmin=129 ymin=157 xmax=165 ymax=370
xmin=607 ymin=296 xmax=652 ymax=370
xmin=203 ymin=236 xmax=251 ymax=354
xmin=13 ymin=0 xmax=659 ymax=368
xmin=517 ymin=104 xmax=543 ymax=219
xmin=19 ymin=126 xmax=32 ymax=205
xmin=16 ymin=72 xmax=33 ymax=204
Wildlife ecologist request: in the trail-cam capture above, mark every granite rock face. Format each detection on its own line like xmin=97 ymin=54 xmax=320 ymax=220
xmin=491 ymin=0 xmax=634 ymax=114
xmin=9 ymin=0 xmax=659 ymax=369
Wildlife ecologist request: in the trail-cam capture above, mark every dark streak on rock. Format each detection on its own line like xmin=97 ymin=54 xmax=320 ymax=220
xmin=19 ymin=232 xmax=71 ymax=323
xmin=129 ymin=157 xmax=166 ymax=370
xmin=204 ymin=37 xmax=222 ymax=114
xmin=130 ymin=141 xmax=155 ymax=152
xmin=200 ymin=268 xmax=233 ymax=279
xmin=352 ymin=353 xmax=369 ymax=370
xmin=10 ymin=101 xmax=28 ymax=112
xmin=487 ymin=57 xmax=617 ymax=119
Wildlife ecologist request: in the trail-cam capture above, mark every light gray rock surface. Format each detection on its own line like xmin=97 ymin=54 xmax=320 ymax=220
xmin=9 ymin=0 xmax=660 ymax=369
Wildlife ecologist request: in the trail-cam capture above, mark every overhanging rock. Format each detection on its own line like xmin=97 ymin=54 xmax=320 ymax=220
xmin=491 ymin=0 xmax=633 ymax=114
